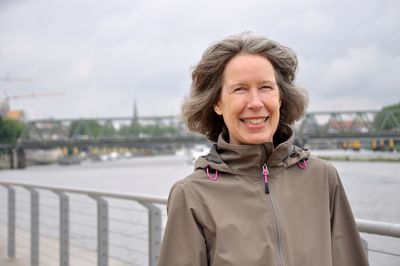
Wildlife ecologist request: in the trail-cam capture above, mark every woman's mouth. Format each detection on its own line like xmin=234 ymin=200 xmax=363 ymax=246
xmin=241 ymin=117 xmax=269 ymax=125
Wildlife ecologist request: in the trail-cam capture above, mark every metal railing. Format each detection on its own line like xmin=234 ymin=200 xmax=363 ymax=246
xmin=1 ymin=180 xmax=400 ymax=266
xmin=0 ymin=181 xmax=167 ymax=266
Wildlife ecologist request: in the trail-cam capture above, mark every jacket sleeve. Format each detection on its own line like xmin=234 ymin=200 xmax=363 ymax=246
xmin=328 ymin=166 xmax=369 ymax=266
xmin=157 ymin=182 xmax=208 ymax=266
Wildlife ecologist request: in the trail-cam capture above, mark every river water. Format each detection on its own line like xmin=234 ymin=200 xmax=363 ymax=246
xmin=0 ymin=154 xmax=399 ymax=265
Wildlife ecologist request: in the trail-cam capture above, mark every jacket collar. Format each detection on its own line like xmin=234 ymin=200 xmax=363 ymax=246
xmin=214 ymin=133 xmax=274 ymax=177
xmin=195 ymin=124 xmax=306 ymax=178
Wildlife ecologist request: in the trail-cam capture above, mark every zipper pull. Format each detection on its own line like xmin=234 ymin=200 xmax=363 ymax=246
xmin=263 ymin=164 xmax=270 ymax=194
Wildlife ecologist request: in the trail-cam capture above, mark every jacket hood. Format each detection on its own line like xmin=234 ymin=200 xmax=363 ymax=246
xmin=194 ymin=124 xmax=310 ymax=177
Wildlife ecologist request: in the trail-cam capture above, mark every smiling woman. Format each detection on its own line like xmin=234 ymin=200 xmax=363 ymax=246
xmin=157 ymin=33 xmax=369 ymax=266
xmin=213 ymin=53 xmax=281 ymax=145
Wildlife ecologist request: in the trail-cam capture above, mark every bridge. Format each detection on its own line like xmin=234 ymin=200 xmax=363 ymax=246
xmin=296 ymin=110 xmax=400 ymax=149
xmin=1 ymin=110 xmax=399 ymax=168
xmin=16 ymin=110 xmax=400 ymax=146
xmin=16 ymin=116 xmax=207 ymax=149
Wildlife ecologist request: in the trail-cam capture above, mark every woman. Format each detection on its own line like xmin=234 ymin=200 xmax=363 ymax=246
xmin=158 ymin=33 xmax=368 ymax=266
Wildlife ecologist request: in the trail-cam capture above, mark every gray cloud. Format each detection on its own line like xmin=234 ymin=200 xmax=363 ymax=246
xmin=0 ymin=0 xmax=399 ymax=119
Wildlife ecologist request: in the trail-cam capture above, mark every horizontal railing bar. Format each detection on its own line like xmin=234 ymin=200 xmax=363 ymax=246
xmin=15 ymin=233 xmax=30 ymax=241
xmin=367 ymin=248 xmax=400 ymax=257
xmin=70 ymin=209 xmax=96 ymax=217
xmin=40 ymin=252 xmax=59 ymax=262
xmin=109 ymin=229 xmax=147 ymax=241
xmin=40 ymin=214 xmax=59 ymax=220
xmin=356 ymin=218 xmax=400 ymax=238
xmin=70 ymin=221 xmax=96 ymax=230
xmin=15 ymin=217 xmax=30 ymax=223
xmin=70 ymin=254 xmax=97 ymax=265
xmin=2 ymin=181 xmax=400 ymax=240
xmin=39 ymin=204 xmax=60 ymax=210
xmin=39 ymin=223 xmax=59 ymax=231
xmin=109 ymin=205 xmax=148 ymax=213
xmin=0 ymin=181 xmax=168 ymax=204
xmin=16 ymin=242 xmax=30 ymax=249
xmin=70 ymin=233 xmax=96 ymax=242
xmin=109 ymin=216 xmax=146 ymax=225
xmin=15 ymin=208 xmax=30 ymax=214
xmin=40 ymin=241 xmax=59 ymax=251
xmin=109 ymin=242 xmax=148 ymax=255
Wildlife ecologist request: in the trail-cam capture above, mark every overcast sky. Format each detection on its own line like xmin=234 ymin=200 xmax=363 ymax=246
xmin=0 ymin=0 xmax=399 ymax=120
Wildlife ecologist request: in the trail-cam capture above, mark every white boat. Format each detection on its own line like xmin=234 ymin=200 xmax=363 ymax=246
xmin=25 ymin=149 xmax=61 ymax=165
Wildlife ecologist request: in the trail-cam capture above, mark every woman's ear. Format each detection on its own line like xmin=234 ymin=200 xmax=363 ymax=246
xmin=214 ymin=102 xmax=223 ymax=115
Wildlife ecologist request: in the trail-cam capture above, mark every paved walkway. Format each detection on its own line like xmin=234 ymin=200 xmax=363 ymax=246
xmin=0 ymin=224 xmax=135 ymax=266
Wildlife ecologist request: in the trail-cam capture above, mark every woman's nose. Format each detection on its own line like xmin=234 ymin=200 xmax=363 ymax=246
xmin=247 ymin=90 xmax=263 ymax=109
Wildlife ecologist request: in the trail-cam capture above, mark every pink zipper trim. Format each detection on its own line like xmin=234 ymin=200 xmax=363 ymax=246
xmin=297 ymin=159 xmax=307 ymax=169
xmin=263 ymin=164 xmax=269 ymax=183
xmin=263 ymin=164 xmax=270 ymax=194
xmin=206 ymin=167 xmax=218 ymax=181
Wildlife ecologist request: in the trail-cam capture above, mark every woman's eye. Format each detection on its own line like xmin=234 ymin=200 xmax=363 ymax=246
xmin=234 ymin=87 xmax=246 ymax=92
xmin=260 ymin=86 xmax=272 ymax=90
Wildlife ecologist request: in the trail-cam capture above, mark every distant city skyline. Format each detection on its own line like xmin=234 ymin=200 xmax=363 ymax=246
xmin=1 ymin=0 xmax=399 ymax=119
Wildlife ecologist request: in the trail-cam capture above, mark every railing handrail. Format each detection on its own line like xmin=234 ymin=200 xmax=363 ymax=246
xmin=0 ymin=180 xmax=168 ymax=204
xmin=356 ymin=218 xmax=400 ymax=238
xmin=1 ymin=180 xmax=400 ymax=237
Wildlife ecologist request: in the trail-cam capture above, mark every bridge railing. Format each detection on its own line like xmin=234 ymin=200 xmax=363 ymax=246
xmin=0 ymin=181 xmax=399 ymax=266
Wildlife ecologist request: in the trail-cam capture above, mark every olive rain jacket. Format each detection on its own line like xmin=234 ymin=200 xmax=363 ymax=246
xmin=158 ymin=125 xmax=368 ymax=266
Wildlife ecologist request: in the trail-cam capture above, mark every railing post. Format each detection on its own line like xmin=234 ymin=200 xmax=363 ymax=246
xmin=141 ymin=202 xmax=162 ymax=266
xmin=90 ymin=195 xmax=108 ymax=266
xmin=54 ymin=191 xmax=69 ymax=266
xmin=361 ymin=237 xmax=369 ymax=261
xmin=3 ymin=185 xmax=16 ymax=259
xmin=25 ymin=187 xmax=40 ymax=266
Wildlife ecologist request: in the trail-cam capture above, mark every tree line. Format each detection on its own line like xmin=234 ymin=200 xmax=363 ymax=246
xmin=68 ymin=120 xmax=178 ymax=138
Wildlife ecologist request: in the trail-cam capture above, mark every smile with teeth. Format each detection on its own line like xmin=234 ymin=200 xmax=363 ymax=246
xmin=241 ymin=117 xmax=268 ymax=125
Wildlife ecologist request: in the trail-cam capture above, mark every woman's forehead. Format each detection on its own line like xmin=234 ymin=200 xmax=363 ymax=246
xmin=222 ymin=54 xmax=276 ymax=86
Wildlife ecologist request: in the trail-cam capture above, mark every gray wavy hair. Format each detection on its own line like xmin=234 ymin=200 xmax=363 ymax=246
xmin=181 ymin=32 xmax=309 ymax=142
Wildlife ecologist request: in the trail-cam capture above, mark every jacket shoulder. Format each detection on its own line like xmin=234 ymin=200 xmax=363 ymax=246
xmin=168 ymin=169 xmax=207 ymax=207
xmin=308 ymin=155 xmax=340 ymax=196
xmin=308 ymin=155 xmax=339 ymax=178
xmin=173 ymin=168 xmax=208 ymax=189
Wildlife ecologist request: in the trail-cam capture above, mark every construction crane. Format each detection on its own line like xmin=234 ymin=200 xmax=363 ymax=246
xmin=1 ymin=73 xmax=37 ymax=113
xmin=0 ymin=91 xmax=64 ymax=120
xmin=5 ymin=91 xmax=64 ymax=100
xmin=0 ymin=73 xmax=63 ymax=120
xmin=0 ymin=73 xmax=36 ymax=82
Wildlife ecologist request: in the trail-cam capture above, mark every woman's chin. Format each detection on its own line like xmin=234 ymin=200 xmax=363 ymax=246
xmin=238 ymin=135 xmax=273 ymax=145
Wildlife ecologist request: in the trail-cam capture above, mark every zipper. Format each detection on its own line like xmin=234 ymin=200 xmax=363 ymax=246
xmin=262 ymin=164 xmax=285 ymax=266
xmin=262 ymin=164 xmax=270 ymax=194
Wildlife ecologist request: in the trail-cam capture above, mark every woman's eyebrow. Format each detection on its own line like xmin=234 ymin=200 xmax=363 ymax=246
xmin=260 ymin=80 xmax=277 ymax=86
xmin=228 ymin=82 xmax=246 ymax=88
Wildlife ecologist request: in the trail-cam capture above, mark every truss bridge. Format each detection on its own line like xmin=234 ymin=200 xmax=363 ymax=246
xmin=1 ymin=110 xmax=399 ymax=168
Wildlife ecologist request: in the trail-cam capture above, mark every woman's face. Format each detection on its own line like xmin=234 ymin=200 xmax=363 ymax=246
xmin=214 ymin=53 xmax=281 ymax=145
